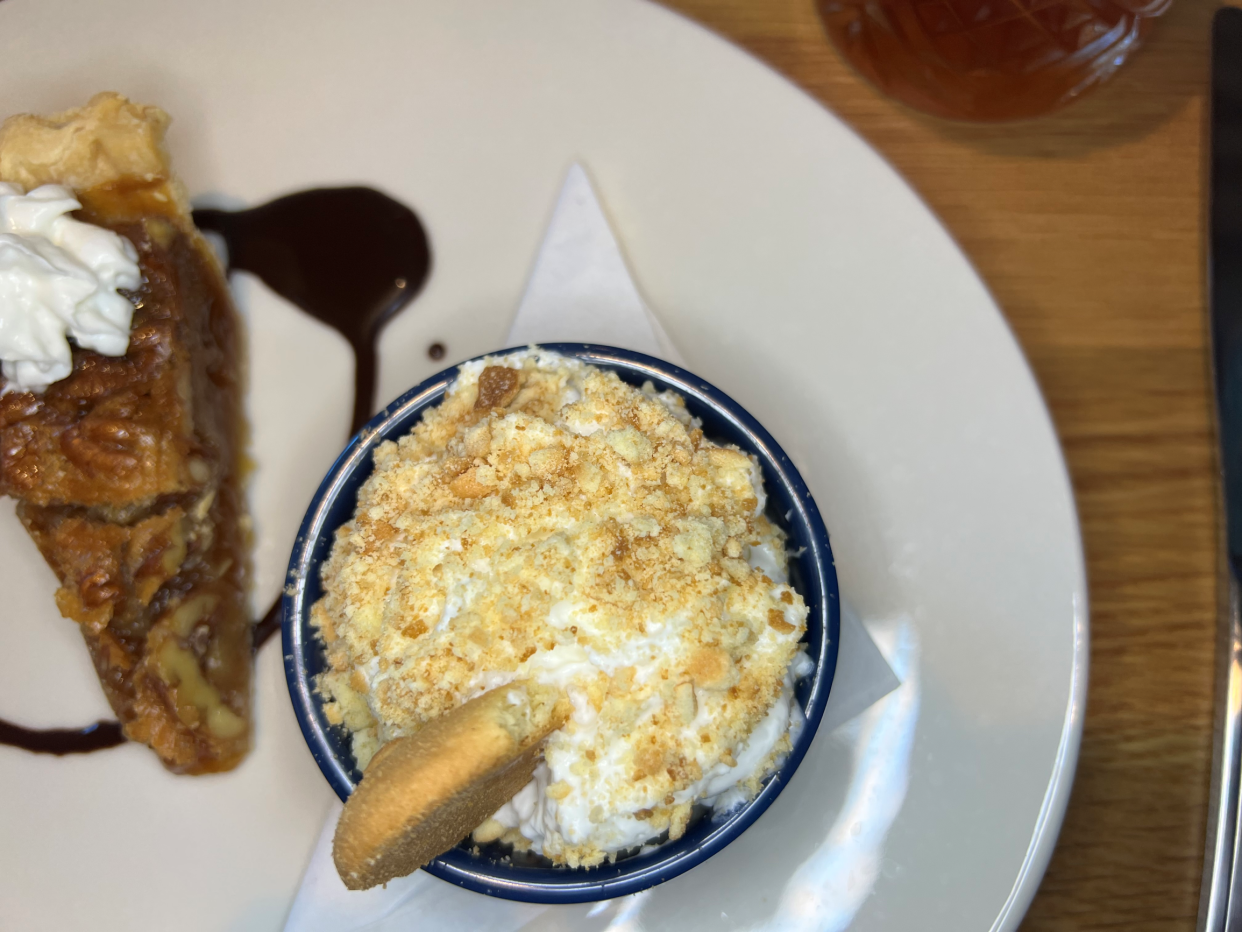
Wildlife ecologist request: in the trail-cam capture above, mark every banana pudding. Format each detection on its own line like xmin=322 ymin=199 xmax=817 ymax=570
xmin=313 ymin=348 xmax=811 ymax=868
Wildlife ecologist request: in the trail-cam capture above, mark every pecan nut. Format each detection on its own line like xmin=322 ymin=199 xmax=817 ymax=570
xmin=60 ymin=416 xmax=150 ymax=476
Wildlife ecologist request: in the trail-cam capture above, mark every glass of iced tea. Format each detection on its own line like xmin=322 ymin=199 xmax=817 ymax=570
xmin=817 ymin=0 xmax=1170 ymax=121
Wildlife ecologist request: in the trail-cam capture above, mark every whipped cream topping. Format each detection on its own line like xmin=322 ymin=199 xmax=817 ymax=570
xmin=479 ymin=529 xmax=813 ymax=858
xmin=489 ymin=655 xmax=812 ymax=857
xmin=0 ymin=183 xmax=141 ymax=393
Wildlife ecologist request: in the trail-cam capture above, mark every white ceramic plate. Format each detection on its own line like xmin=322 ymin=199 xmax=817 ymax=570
xmin=0 ymin=1 xmax=1086 ymax=930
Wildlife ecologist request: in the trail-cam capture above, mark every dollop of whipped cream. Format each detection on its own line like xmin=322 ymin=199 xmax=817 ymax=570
xmin=0 ymin=182 xmax=141 ymax=393
xmin=479 ymin=533 xmax=816 ymax=859
xmin=489 ymin=656 xmax=813 ymax=858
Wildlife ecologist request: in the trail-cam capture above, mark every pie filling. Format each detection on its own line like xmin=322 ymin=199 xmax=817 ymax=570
xmin=1 ymin=180 xmax=252 ymax=774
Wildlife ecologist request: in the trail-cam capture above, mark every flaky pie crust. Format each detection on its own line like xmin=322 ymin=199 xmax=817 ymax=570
xmin=0 ymin=91 xmax=191 ymax=214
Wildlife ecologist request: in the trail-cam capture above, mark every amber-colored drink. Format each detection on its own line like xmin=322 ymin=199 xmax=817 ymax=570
xmin=818 ymin=0 xmax=1169 ymax=121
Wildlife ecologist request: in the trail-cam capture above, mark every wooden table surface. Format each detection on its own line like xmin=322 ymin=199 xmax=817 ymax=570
xmin=657 ymin=1 xmax=1225 ymax=928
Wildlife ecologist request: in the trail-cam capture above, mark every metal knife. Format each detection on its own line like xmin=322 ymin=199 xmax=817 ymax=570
xmin=1201 ymin=8 xmax=1242 ymax=930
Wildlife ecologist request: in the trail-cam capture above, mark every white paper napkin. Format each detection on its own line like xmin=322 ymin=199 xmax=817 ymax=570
xmin=283 ymin=164 xmax=900 ymax=931
xmin=508 ymin=164 xmax=683 ymax=365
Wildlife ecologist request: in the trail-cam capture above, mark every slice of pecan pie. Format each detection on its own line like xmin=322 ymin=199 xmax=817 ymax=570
xmin=0 ymin=93 xmax=252 ymax=773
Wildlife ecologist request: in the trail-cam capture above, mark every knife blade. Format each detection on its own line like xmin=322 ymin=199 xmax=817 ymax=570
xmin=1200 ymin=9 xmax=1242 ymax=931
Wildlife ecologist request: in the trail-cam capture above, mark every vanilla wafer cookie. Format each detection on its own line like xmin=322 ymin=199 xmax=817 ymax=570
xmin=333 ymin=681 xmax=568 ymax=889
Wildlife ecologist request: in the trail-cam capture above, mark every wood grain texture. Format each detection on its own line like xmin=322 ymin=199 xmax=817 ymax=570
xmin=655 ymin=1 xmax=1227 ymax=928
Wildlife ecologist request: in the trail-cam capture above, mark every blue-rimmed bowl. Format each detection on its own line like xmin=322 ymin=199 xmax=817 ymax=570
xmin=282 ymin=344 xmax=839 ymax=903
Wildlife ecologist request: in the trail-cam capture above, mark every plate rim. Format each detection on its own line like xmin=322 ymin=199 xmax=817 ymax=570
xmin=0 ymin=0 xmax=1092 ymax=925
xmin=282 ymin=342 xmax=843 ymax=903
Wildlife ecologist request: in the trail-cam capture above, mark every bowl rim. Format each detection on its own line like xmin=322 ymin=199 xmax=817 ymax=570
xmin=282 ymin=343 xmax=840 ymax=903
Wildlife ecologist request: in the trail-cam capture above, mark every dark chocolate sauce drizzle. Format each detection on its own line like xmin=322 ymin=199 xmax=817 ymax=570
xmin=1 ymin=187 xmax=431 ymax=755
xmin=0 ymin=719 xmax=126 ymax=755
xmin=252 ymin=600 xmax=283 ymax=651
xmin=196 ymin=186 xmax=432 ymax=435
